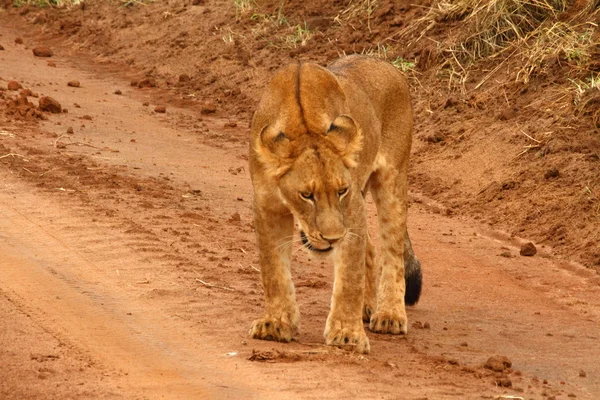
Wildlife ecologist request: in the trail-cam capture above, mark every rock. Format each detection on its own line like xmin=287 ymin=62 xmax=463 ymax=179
xmin=38 ymin=96 xmax=62 ymax=113
xmin=544 ymin=168 xmax=559 ymax=179
xmin=67 ymin=126 xmax=74 ymax=134
xmin=0 ymin=44 xmax=4 ymax=51
xmin=32 ymin=47 xmax=53 ymax=57
xmin=224 ymin=122 xmax=237 ymax=128
xmin=7 ymin=81 xmax=22 ymax=91
xmin=579 ymin=370 xmax=587 ymax=377
xmin=15 ymin=38 xmax=24 ymax=44
xmin=47 ymin=62 xmax=57 ymax=68
xmin=137 ymin=78 xmax=157 ymax=88
xmin=228 ymin=212 xmax=241 ymax=223
xmin=114 ymin=89 xmax=122 ymax=95
xmin=142 ymin=102 xmax=149 ymax=107
xmin=178 ymin=74 xmax=190 ymax=82
xmin=484 ymin=355 xmax=512 ymax=372
xmin=154 ymin=105 xmax=166 ymax=113
xmin=201 ymin=102 xmax=216 ymax=114
xmin=67 ymin=80 xmax=80 ymax=88
xmin=495 ymin=377 xmax=512 ymax=387
xmin=520 ymin=242 xmax=537 ymax=257
xmin=82 ymin=115 xmax=93 ymax=120
xmin=33 ymin=12 xmax=47 ymax=24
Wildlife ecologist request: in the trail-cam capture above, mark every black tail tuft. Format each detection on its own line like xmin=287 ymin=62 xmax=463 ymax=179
xmin=404 ymin=256 xmax=422 ymax=306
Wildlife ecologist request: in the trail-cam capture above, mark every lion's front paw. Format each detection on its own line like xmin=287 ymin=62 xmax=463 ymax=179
xmin=249 ymin=317 xmax=296 ymax=343
xmin=369 ymin=310 xmax=408 ymax=335
xmin=324 ymin=324 xmax=370 ymax=354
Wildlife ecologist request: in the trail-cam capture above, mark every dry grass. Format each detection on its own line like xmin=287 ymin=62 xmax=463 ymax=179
xmin=13 ymin=0 xmax=81 ymax=6
xmin=334 ymin=0 xmax=380 ymax=31
xmin=396 ymin=0 xmax=598 ymax=89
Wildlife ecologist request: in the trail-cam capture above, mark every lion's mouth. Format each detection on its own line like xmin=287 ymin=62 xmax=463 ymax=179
xmin=300 ymin=231 xmax=333 ymax=253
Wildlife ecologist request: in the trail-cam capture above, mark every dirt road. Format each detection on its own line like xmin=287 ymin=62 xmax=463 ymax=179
xmin=1 ymin=24 xmax=600 ymax=400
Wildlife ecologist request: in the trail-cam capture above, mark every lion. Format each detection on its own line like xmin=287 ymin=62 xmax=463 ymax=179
xmin=248 ymin=55 xmax=422 ymax=354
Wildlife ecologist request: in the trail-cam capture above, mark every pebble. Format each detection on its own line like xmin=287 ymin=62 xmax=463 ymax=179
xmin=67 ymin=80 xmax=81 ymax=88
xmin=520 ymin=242 xmax=537 ymax=257
xmin=38 ymin=96 xmax=62 ymax=113
xmin=32 ymin=46 xmax=53 ymax=57
xmin=484 ymin=355 xmax=512 ymax=372
xmin=154 ymin=105 xmax=166 ymax=113
xmin=7 ymin=81 xmax=22 ymax=91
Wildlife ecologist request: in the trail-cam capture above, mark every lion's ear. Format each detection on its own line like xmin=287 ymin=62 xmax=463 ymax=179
xmin=253 ymin=124 xmax=294 ymax=178
xmin=326 ymin=115 xmax=363 ymax=168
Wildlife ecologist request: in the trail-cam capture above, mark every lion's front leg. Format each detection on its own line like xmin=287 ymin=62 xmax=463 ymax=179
xmin=249 ymin=200 xmax=299 ymax=343
xmin=324 ymin=198 xmax=370 ymax=354
xmin=369 ymin=164 xmax=409 ymax=335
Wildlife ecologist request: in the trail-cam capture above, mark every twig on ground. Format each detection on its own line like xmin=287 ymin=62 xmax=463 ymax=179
xmin=195 ymin=278 xmax=235 ymax=292
xmin=0 ymin=153 xmax=25 ymax=160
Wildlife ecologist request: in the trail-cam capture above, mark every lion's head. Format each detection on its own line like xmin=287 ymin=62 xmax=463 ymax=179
xmin=250 ymin=63 xmax=364 ymax=252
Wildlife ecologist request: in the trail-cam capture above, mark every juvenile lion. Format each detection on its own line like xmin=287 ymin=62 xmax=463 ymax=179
xmin=248 ymin=55 xmax=422 ymax=354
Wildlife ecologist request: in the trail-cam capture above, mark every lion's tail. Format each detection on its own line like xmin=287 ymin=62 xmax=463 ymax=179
xmin=404 ymin=232 xmax=422 ymax=306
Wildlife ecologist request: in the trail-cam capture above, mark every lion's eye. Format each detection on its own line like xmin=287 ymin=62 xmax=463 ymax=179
xmin=300 ymin=192 xmax=314 ymax=201
xmin=338 ymin=187 xmax=349 ymax=197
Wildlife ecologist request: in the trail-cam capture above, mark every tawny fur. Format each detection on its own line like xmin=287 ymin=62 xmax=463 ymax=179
xmin=248 ymin=55 xmax=422 ymax=354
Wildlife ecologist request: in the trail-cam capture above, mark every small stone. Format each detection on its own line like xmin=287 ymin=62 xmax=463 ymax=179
xmin=544 ymin=168 xmax=559 ymax=179
xmin=229 ymin=212 xmax=241 ymax=222
xmin=154 ymin=105 xmax=166 ymax=113
xmin=74 ymin=103 xmax=81 ymax=108
xmin=130 ymin=80 xmax=138 ymax=87
xmin=67 ymin=127 xmax=74 ymax=134
xmin=520 ymin=242 xmax=537 ymax=257
xmin=67 ymin=80 xmax=80 ymax=88
xmin=484 ymin=355 xmax=512 ymax=372
xmin=0 ymin=44 xmax=4 ymax=51
xmin=224 ymin=121 xmax=237 ymax=128
xmin=142 ymin=102 xmax=149 ymax=107
xmin=460 ymin=341 xmax=468 ymax=347
xmin=137 ymin=78 xmax=157 ymax=88
xmin=201 ymin=102 xmax=216 ymax=114
xmin=499 ymin=251 xmax=513 ymax=258
xmin=20 ymin=88 xmax=33 ymax=97
xmin=7 ymin=81 xmax=22 ymax=91
xmin=38 ymin=96 xmax=62 ymax=113
xmin=178 ymin=73 xmax=190 ymax=82
xmin=423 ymin=322 xmax=431 ymax=329
xmin=495 ymin=377 xmax=512 ymax=387
xmin=15 ymin=38 xmax=24 ymax=44
xmin=130 ymin=139 xmax=136 ymax=143
xmin=47 ymin=62 xmax=57 ymax=67
xmin=32 ymin=47 xmax=53 ymax=57
xmin=114 ymin=89 xmax=122 ymax=95
xmin=579 ymin=370 xmax=586 ymax=377
xmin=82 ymin=115 xmax=92 ymax=120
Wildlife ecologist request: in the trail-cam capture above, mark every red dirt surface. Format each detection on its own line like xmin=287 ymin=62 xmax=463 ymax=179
xmin=1 ymin=1 xmax=599 ymax=399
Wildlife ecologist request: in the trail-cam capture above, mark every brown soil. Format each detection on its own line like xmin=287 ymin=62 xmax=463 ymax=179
xmin=1 ymin=1 xmax=599 ymax=399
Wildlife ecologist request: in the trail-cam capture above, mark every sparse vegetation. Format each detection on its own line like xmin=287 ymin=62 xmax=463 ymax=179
xmin=282 ymin=22 xmax=313 ymax=48
xmin=13 ymin=0 xmax=81 ymax=7
xmin=398 ymin=0 xmax=599 ymax=89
